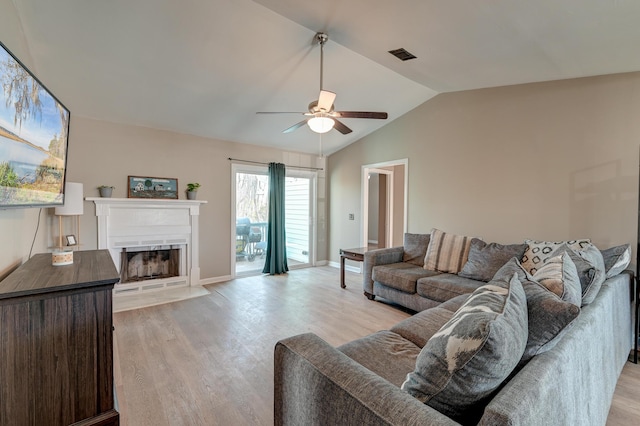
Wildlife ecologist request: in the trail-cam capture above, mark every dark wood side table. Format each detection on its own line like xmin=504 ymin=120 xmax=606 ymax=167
xmin=339 ymin=247 xmax=367 ymax=289
xmin=0 ymin=250 xmax=120 ymax=425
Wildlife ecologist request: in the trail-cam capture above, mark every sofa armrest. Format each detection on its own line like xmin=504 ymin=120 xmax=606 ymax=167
xmin=363 ymin=246 xmax=405 ymax=295
xmin=274 ymin=333 xmax=460 ymax=426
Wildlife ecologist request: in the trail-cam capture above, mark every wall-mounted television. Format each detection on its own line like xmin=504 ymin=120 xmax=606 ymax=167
xmin=0 ymin=40 xmax=70 ymax=209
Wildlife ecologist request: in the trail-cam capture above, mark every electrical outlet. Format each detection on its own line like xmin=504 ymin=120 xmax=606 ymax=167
xmin=348 ymin=213 xmax=354 ymax=220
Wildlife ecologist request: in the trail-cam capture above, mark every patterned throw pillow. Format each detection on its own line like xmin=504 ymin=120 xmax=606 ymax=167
xmin=424 ymin=228 xmax=472 ymax=274
xmin=402 ymin=233 xmax=431 ymax=267
xmin=601 ymin=244 xmax=632 ymax=278
xmin=530 ymin=252 xmax=582 ymax=307
xmin=521 ymin=239 xmax=591 ymax=275
xmin=401 ymin=272 xmax=528 ymax=422
xmin=458 ymin=238 xmax=528 ymax=282
xmin=495 ymin=258 xmax=581 ymax=363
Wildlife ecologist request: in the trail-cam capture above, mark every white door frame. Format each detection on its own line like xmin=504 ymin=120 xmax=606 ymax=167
xmin=361 ymin=159 xmax=409 ymax=249
xmin=231 ymin=163 xmax=267 ymax=277
xmin=366 ymin=168 xmax=393 ymax=247
xmin=231 ymin=163 xmax=317 ymax=277
xmin=286 ymin=169 xmax=317 ymax=270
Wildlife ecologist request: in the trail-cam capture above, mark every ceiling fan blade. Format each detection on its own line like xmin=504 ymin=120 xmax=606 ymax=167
xmin=283 ymin=119 xmax=309 ymax=134
xmin=256 ymin=111 xmax=306 ymax=115
xmin=333 ymin=111 xmax=388 ymax=119
xmin=332 ymin=118 xmax=352 ymax=135
xmin=318 ymin=90 xmax=336 ymax=112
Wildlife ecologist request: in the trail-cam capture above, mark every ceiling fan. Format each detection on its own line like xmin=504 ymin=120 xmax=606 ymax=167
xmin=257 ymin=32 xmax=388 ymax=135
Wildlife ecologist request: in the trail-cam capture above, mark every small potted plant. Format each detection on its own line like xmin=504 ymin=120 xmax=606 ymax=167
xmin=186 ymin=182 xmax=200 ymax=200
xmin=97 ymin=185 xmax=115 ymax=198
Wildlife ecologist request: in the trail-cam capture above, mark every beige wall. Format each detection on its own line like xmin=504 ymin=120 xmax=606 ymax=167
xmin=70 ymin=117 xmax=326 ymax=280
xmin=1 ymin=115 xmax=326 ymax=280
xmin=0 ymin=1 xmax=51 ymax=279
xmin=328 ymin=72 xmax=640 ymax=263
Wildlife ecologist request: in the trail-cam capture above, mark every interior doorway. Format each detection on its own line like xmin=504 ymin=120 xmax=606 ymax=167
xmin=362 ymin=159 xmax=408 ymax=249
xmin=367 ymin=169 xmax=392 ymax=249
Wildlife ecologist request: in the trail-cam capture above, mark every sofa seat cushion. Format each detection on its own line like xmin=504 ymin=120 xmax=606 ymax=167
xmin=338 ymin=330 xmax=421 ymax=387
xmin=417 ymin=274 xmax=484 ymax=303
xmin=372 ymin=263 xmax=439 ymax=294
xmin=391 ymin=307 xmax=456 ymax=348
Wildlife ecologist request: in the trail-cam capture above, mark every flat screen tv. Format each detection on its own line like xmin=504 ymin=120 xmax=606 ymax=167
xmin=0 ymin=40 xmax=70 ymax=208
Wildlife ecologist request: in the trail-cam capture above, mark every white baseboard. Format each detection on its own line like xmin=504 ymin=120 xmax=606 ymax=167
xmin=200 ymin=275 xmax=232 ymax=285
xmin=199 ymin=261 xmax=347 ymax=285
xmin=329 ymin=261 xmax=362 ymax=274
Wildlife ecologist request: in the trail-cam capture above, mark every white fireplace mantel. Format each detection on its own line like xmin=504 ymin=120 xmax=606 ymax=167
xmin=87 ymin=197 xmax=207 ymax=295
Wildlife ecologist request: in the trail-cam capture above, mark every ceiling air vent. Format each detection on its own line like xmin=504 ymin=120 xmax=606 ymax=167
xmin=388 ymin=48 xmax=417 ymax=61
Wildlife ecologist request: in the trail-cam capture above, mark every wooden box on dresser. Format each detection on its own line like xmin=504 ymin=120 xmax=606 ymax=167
xmin=0 ymin=249 xmax=120 ymax=426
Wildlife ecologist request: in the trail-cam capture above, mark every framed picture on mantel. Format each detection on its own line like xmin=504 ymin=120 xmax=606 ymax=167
xmin=128 ymin=176 xmax=178 ymax=199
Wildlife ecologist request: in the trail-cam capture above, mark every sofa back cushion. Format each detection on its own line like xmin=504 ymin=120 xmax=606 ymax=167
xmin=601 ymin=244 xmax=631 ymax=278
xmin=403 ymin=233 xmax=431 ymax=267
xmin=424 ymin=228 xmax=472 ymax=274
xmin=495 ymin=258 xmax=581 ymax=363
xmin=401 ymin=271 xmax=528 ymax=423
xmin=550 ymin=243 xmax=606 ymax=306
xmin=458 ymin=238 xmax=528 ymax=282
xmin=530 ymin=252 xmax=582 ymax=307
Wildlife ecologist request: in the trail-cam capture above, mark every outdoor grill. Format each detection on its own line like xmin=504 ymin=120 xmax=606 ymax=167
xmin=236 ymin=217 xmax=266 ymax=261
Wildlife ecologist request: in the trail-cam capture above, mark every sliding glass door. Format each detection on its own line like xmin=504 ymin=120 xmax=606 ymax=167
xmin=232 ymin=164 xmax=315 ymax=276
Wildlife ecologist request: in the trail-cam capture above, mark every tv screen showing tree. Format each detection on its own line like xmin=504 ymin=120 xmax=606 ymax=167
xmin=0 ymin=40 xmax=70 ymax=208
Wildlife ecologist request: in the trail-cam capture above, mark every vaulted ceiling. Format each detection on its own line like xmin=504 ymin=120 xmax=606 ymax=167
xmin=7 ymin=0 xmax=640 ymax=155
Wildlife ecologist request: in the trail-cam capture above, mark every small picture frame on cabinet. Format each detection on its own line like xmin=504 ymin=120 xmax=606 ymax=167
xmin=66 ymin=235 xmax=77 ymax=246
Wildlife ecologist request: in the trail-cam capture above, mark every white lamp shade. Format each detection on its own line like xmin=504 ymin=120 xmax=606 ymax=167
xmin=55 ymin=182 xmax=84 ymax=216
xmin=307 ymin=116 xmax=335 ymax=134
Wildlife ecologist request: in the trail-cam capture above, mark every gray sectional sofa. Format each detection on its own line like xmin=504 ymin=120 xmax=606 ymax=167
xmin=274 ymin=230 xmax=634 ymax=425
xmin=363 ymin=232 xmax=530 ymax=312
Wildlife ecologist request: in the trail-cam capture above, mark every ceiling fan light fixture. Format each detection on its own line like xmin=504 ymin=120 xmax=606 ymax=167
xmin=308 ymin=116 xmax=335 ymax=134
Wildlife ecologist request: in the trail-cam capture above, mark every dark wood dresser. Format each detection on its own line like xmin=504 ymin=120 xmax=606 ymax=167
xmin=0 ymin=249 xmax=120 ymax=426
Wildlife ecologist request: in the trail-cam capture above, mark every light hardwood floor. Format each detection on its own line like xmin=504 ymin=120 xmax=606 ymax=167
xmin=113 ymin=266 xmax=640 ymax=425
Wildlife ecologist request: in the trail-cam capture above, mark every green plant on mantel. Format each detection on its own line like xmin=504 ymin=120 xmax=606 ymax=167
xmin=186 ymin=183 xmax=201 ymax=192
xmin=97 ymin=185 xmax=115 ymax=189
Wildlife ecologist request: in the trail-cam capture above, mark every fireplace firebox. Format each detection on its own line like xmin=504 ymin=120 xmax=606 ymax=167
xmin=120 ymin=248 xmax=181 ymax=283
